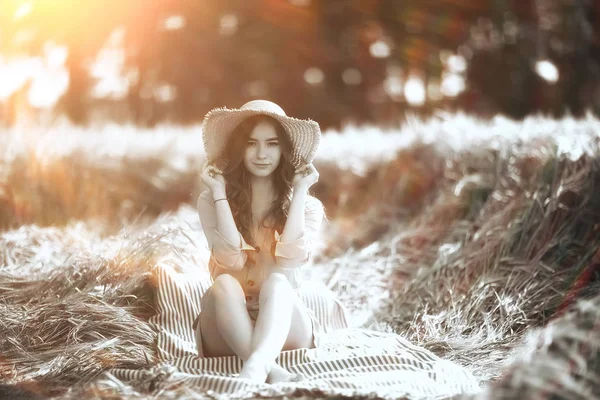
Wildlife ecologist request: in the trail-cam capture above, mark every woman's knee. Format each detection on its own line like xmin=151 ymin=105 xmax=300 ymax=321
xmin=261 ymin=273 xmax=292 ymax=296
xmin=266 ymin=272 xmax=291 ymax=286
xmin=212 ymin=274 xmax=244 ymax=299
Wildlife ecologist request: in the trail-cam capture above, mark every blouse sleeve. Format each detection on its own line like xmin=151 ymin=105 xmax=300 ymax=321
xmin=274 ymin=196 xmax=325 ymax=269
xmin=197 ymin=190 xmax=255 ymax=271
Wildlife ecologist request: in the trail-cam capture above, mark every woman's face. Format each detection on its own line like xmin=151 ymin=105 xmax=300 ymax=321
xmin=243 ymin=121 xmax=282 ymax=178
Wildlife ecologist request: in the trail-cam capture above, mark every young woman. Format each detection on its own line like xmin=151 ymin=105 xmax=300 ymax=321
xmin=194 ymin=100 xmax=332 ymax=384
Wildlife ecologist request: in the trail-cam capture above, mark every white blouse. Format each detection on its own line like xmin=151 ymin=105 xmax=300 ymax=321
xmin=196 ymin=190 xmax=325 ymax=306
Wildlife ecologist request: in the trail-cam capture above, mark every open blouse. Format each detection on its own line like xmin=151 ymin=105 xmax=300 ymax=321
xmin=196 ymin=190 xmax=325 ymax=305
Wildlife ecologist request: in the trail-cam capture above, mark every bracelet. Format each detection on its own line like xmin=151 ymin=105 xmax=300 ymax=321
xmin=213 ymin=198 xmax=227 ymax=204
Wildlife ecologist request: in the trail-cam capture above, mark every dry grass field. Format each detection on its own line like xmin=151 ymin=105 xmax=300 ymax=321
xmin=1 ymin=113 xmax=599 ymax=399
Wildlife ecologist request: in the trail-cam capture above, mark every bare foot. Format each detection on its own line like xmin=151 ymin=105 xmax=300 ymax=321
xmin=238 ymin=356 xmax=271 ymax=383
xmin=266 ymin=363 xmax=296 ymax=384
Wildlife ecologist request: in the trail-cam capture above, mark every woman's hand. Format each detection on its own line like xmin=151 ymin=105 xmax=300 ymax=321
xmin=292 ymin=163 xmax=319 ymax=190
xmin=200 ymin=160 xmax=226 ymax=194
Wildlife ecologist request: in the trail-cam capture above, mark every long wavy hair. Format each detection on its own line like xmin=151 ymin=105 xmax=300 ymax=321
xmin=221 ymin=115 xmax=296 ymax=258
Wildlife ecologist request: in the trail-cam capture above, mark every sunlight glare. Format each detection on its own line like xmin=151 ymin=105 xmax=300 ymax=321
xmin=0 ymin=65 xmax=24 ymax=100
xmin=45 ymin=42 xmax=68 ymax=69
xmin=535 ymin=60 xmax=559 ymax=83
xmin=13 ymin=30 xmax=36 ymax=47
xmin=404 ymin=76 xmax=425 ymax=106
xmin=91 ymin=76 xmax=129 ymax=100
xmin=0 ymin=57 xmax=43 ymax=100
xmin=28 ymin=69 xmax=69 ymax=108
xmin=90 ymin=28 xmax=129 ymax=100
xmin=27 ymin=43 xmax=70 ymax=108
xmin=14 ymin=2 xmax=33 ymax=19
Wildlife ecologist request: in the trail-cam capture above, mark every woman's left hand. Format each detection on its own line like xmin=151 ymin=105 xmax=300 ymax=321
xmin=293 ymin=163 xmax=319 ymax=189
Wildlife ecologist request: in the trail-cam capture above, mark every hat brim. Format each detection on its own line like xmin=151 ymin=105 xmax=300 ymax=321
xmin=202 ymin=107 xmax=321 ymax=170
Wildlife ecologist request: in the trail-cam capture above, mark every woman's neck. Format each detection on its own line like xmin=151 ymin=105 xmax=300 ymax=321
xmin=250 ymin=177 xmax=276 ymax=208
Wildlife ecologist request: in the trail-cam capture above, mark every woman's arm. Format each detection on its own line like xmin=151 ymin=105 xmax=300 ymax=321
xmin=197 ymin=190 xmax=255 ymax=270
xmin=274 ymin=189 xmax=324 ymax=269
xmin=279 ymin=186 xmax=308 ymax=243
xmin=210 ymin=187 xmax=245 ymax=247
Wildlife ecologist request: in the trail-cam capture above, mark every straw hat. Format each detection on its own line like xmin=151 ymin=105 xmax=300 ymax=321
xmin=202 ymin=100 xmax=321 ymax=170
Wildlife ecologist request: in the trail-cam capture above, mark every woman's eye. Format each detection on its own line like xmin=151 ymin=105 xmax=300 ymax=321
xmin=247 ymin=142 xmax=278 ymax=146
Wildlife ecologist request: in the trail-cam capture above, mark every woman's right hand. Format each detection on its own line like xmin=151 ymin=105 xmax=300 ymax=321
xmin=200 ymin=160 xmax=226 ymax=194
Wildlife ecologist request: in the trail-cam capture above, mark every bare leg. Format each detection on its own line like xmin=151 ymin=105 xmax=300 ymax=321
xmin=239 ymin=273 xmax=313 ymax=382
xmin=198 ymin=274 xmax=295 ymax=382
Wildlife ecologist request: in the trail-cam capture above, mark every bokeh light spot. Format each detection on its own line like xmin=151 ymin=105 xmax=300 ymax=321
xmin=535 ymin=60 xmax=559 ymax=83
xmin=441 ymin=73 xmax=466 ymax=97
xmin=447 ymin=54 xmax=467 ymax=73
xmin=288 ymin=0 xmax=311 ymax=6
xmin=154 ymin=84 xmax=177 ymax=103
xmin=384 ymin=76 xmax=403 ymax=101
xmin=342 ymin=68 xmax=362 ymax=85
xmin=369 ymin=40 xmax=391 ymax=58
xmin=244 ymin=80 xmax=268 ymax=97
xmin=304 ymin=67 xmax=324 ymax=85
xmin=439 ymin=50 xmax=452 ymax=64
xmin=404 ymin=76 xmax=425 ymax=106
xmin=427 ymin=79 xmax=443 ymax=102
xmin=220 ymin=14 xmax=238 ymax=36
xmin=163 ymin=15 xmax=186 ymax=30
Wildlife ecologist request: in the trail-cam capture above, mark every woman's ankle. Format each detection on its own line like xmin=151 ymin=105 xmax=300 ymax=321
xmin=266 ymin=363 xmax=296 ymax=384
xmin=239 ymin=354 xmax=271 ymax=383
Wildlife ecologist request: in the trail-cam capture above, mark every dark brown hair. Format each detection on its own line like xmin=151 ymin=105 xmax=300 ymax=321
xmin=221 ymin=115 xmax=295 ymax=258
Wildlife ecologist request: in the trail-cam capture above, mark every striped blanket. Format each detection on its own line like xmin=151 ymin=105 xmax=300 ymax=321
xmin=107 ymin=263 xmax=480 ymax=399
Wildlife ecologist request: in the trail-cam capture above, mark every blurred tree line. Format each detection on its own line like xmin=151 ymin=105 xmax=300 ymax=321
xmin=0 ymin=0 xmax=599 ymax=129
